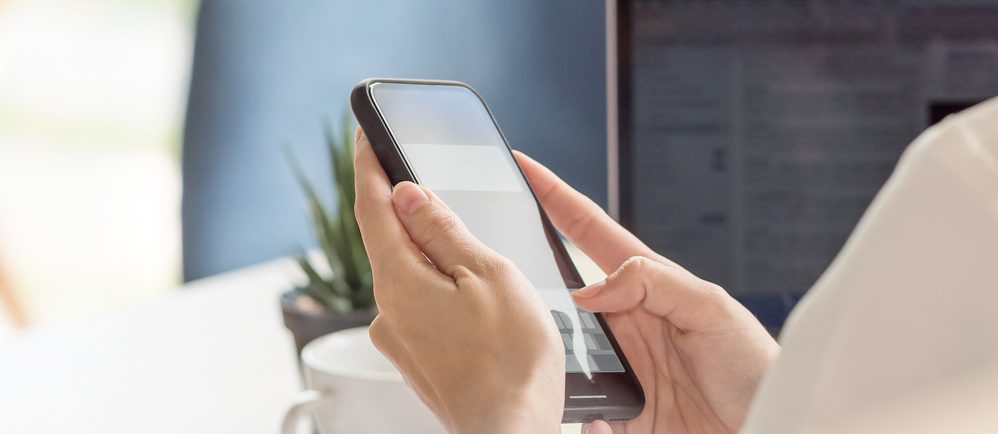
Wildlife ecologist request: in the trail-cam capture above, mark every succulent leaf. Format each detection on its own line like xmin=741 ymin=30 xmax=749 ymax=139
xmin=286 ymin=112 xmax=375 ymax=311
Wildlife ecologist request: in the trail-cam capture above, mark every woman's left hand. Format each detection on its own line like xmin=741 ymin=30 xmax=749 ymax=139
xmin=353 ymin=128 xmax=565 ymax=434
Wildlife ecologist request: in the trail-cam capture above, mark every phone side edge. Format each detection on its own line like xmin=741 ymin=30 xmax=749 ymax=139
xmin=350 ymin=80 xmax=415 ymax=186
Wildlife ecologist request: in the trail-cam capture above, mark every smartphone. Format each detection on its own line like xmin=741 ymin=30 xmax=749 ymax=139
xmin=351 ymin=78 xmax=644 ymax=423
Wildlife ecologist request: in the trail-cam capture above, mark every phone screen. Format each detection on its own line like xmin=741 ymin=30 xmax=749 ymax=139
xmin=370 ymin=83 xmax=625 ymax=375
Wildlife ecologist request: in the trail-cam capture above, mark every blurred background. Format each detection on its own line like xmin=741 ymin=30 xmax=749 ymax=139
xmin=2 ymin=2 xmax=996 ymax=432
xmin=0 ymin=0 xmax=195 ymax=335
xmin=3 ymin=0 xmax=997 ymax=338
xmin=0 ymin=0 xmax=608 ymax=337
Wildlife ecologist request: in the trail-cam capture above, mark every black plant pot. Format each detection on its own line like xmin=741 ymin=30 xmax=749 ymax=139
xmin=281 ymin=288 xmax=378 ymax=353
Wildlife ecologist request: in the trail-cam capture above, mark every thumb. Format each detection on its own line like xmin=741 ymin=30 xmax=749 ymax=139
xmin=571 ymin=256 xmax=733 ymax=332
xmin=391 ymin=181 xmax=492 ymax=277
xmin=583 ymin=420 xmax=614 ymax=434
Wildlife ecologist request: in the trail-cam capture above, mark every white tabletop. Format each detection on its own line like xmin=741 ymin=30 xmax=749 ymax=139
xmin=0 ymin=257 xmax=583 ymax=433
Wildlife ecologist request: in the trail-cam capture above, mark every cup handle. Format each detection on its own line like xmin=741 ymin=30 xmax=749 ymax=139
xmin=281 ymin=389 xmax=336 ymax=434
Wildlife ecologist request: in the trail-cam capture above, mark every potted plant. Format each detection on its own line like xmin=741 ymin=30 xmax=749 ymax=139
xmin=281 ymin=113 xmax=376 ymax=352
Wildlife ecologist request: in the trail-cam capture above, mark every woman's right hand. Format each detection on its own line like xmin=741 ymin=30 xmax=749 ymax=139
xmin=515 ymin=152 xmax=780 ymax=434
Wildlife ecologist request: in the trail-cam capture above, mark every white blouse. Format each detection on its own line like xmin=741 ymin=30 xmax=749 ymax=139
xmin=741 ymin=97 xmax=998 ymax=434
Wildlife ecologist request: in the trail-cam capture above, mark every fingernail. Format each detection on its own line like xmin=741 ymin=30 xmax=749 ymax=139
xmin=572 ymin=280 xmax=605 ymax=298
xmin=392 ymin=182 xmax=430 ymax=215
xmin=582 ymin=425 xmax=590 ymax=434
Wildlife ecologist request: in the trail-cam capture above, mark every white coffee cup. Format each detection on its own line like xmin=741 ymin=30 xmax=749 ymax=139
xmin=282 ymin=327 xmax=444 ymax=434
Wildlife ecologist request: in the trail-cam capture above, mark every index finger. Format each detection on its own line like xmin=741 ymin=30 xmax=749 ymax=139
xmin=514 ymin=151 xmax=684 ymax=274
xmin=353 ymin=128 xmax=429 ymax=274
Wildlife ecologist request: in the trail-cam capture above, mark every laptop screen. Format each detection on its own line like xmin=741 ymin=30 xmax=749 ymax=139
xmin=611 ymin=0 xmax=998 ymax=329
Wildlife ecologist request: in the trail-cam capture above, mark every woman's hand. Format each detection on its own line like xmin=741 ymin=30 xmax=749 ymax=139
xmin=515 ymin=152 xmax=780 ymax=434
xmin=353 ymin=129 xmax=565 ymax=434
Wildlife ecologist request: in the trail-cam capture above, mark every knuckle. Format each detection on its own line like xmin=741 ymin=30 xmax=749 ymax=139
xmin=368 ymin=315 xmax=389 ymax=347
xmin=697 ymin=280 xmax=737 ymax=315
xmin=433 ymin=211 xmax=463 ymax=237
xmin=418 ymin=214 xmax=484 ymax=271
xmin=701 ymin=280 xmax=728 ymax=298
xmin=454 ymin=247 xmax=512 ymax=279
xmin=449 ymin=253 xmax=509 ymax=285
xmin=480 ymin=253 xmax=514 ymax=273
xmin=618 ymin=255 xmax=651 ymax=276
xmin=450 ymin=264 xmax=479 ymax=283
xmin=565 ymin=206 xmax=600 ymax=240
xmin=368 ymin=316 xmax=405 ymax=363
xmin=630 ymin=255 xmax=652 ymax=267
xmin=415 ymin=209 xmax=462 ymax=245
xmin=353 ymin=197 xmax=370 ymax=223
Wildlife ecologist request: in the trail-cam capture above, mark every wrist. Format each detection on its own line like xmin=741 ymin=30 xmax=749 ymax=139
xmin=451 ymin=382 xmax=563 ymax=434
xmin=453 ymin=406 xmax=561 ymax=434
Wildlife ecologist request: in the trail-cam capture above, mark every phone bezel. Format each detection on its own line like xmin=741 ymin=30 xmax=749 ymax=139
xmin=351 ymin=78 xmax=645 ymax=422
